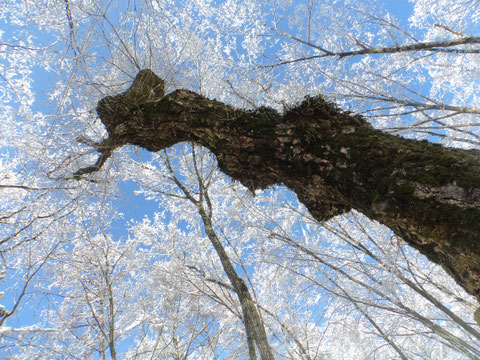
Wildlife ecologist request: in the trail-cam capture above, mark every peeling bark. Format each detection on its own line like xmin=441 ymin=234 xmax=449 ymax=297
xmin=77 ymin=70 xmax=480 ymax=303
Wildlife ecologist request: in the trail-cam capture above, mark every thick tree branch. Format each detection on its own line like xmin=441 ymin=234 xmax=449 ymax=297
xmin=76 ymin=70 xmax=480 ymax=305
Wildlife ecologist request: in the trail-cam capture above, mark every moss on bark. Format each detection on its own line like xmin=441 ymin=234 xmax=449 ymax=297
xmin=80 ymin=70 xmax=480 ymax=302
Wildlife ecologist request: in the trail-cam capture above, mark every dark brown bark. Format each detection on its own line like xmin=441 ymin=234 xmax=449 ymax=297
xmin=76 ymin=70 xmax=480 ymax=303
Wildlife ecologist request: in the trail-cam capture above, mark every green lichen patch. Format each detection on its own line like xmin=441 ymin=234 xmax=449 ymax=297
xmin=232 ymin=106 xmax=281 ymax=138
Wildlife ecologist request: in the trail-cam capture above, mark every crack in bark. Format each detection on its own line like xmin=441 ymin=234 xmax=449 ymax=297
xmin=411 ymin=182 xmax=480 ymax=207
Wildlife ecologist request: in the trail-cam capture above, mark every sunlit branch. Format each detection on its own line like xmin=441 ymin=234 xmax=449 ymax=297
xmin=334 ymin=216 xmax=480 ymax=341
xmin=63 ymin=0 xmax=79 ymax=57
xmin=263 ymin=32 xmax=480 ymax=67
xmin=353 ymin=94 xmax=480 ymax=114
xmin=385 ymin=123 xmax=480 ymax=131
xmin=270 ymin=230 xmax=480 ymax=358
xmin=0 ymin=243 xmax=59 ymax=327
xmin=0 ymin=184 xmax=71 ymax=191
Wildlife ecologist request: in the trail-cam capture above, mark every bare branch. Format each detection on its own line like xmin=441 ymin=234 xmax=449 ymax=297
xmin=63 ymin=0 xmax=79 ymax=56
xmin=261 ymin=35 xmax=480 ymax=68
xmin=73 ymin=137 xmax=115 ymax=179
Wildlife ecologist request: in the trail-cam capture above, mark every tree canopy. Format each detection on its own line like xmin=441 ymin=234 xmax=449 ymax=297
xmin=1 ymin=0 xmax=480 ymax=358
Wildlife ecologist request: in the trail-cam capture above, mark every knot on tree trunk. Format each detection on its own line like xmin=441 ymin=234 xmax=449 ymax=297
xmin=96 ymin=69 xmax=165 ymax=137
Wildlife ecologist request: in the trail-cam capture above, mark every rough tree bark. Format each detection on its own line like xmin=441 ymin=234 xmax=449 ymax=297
xmin=76 ymin=70 xmax=480 ymax=304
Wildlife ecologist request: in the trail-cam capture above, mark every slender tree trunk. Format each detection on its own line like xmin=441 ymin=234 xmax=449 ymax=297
xmin=199 ymin=205 xmax=274 ymax=360
xmin=107 ymin=282 xmax=117 ymax=360
xmin=78 ymin=70 xmax=480 ymax=303
xmin=162 ymin=150 xmax=275 ymax=359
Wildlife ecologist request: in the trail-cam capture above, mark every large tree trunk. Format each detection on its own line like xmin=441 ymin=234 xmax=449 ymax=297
xmin=78 ymin=70 xmax=480 ymax=302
